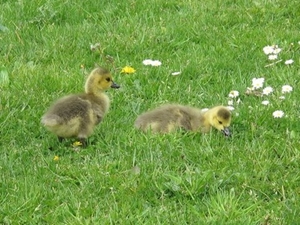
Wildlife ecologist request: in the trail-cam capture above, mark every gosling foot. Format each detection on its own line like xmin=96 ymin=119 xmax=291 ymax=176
xmin=78 ymin=138 xmax=87 ymax=148
xmin=58 ymin=136 xmax=65 ymax=142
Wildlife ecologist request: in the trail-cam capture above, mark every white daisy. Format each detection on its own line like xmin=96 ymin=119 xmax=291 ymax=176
xmin=90 ymin=43 xmax=101 ymax=51
xmin=201 ymin=108 xmax=209 ymax=112
xmin=252 ymin=78 xmax=265 ymax=89
xmin=285 ymin=59 xmax=294 ymax=65
xmin=273 ymin=110 xmax=284 ymax=118
xmin=273 ymin=48 xmax=282 ymax=54
xmin=261 ymin=100 xmax=270 ymax=105
xmin=262 ymin=86 xmax=273 ymax=95
xmin=268 ymin=54 xmax=278 ymax=60
xmin=226 ymin=106 xmax=235 ymax=111
xmin=171 ymin=71 xmax=181 ymax=76
xmin=228 ymin=100 xmax=234 ymax=106
xmin=228 ymin=90 xmax=239 ymax=98
xmin=263 ymin=45 xmax=274 ymax=55
xmin=282 ymin=85 xmax=293 ymax=93
xmin=279 ymin=96 xmax=285 ymax=100
xmin=151 ymin=60 xmax=162 ymax=66
xmin=142 ymin=59 xmax=154 ymax=66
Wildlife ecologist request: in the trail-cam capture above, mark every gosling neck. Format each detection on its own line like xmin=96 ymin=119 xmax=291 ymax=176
xmin=84 ymin=77 xmax=104 ymax=96
xmin=85 ymin=87 xmax=104 ymax=97
xmin=203 ymin=109 xmax=214 ymax=126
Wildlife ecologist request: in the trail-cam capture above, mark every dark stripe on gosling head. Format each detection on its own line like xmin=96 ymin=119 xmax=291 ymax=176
xmin=217 ymin=108 xmax=231 ymax=120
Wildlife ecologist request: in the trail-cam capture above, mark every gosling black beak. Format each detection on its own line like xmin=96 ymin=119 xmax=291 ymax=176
xmin=111 ymin=82 xmax=120 ymax=89
xmin=222 ymin=127 xmax=231 ymax=137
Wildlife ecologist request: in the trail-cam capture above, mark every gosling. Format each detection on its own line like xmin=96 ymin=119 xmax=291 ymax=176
xmin=134 ymin=104 xmax=231 ymax=136
xmin=41 ymin=67 xmax=120 ymax=146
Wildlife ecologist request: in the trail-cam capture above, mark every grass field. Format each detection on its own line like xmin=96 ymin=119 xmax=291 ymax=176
xmin=1 ymin=0 xmax=300 ymax=224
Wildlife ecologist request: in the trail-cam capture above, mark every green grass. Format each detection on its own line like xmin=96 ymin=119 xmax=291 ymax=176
xmin=1 ymin=0 xmax=300 ymax=224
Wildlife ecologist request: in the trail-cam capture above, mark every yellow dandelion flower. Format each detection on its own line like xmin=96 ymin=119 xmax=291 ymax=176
xmin=121 ymin=66 xmax=136 ymax=74
xmin=73 ymin=141 xmax=82 ymax=147
xmin=53 ymin=155 xmax=59 ymax=161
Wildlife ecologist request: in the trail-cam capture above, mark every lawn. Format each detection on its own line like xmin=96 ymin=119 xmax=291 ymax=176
xmin=1 ymin=0 xmax=300 ymax=224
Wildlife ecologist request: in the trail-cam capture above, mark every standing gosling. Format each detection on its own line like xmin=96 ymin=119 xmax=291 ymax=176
xmin=41 ymin=67 xmax=120 ymax=146
xmin=134 ymin=105 xmax=231 ymax=136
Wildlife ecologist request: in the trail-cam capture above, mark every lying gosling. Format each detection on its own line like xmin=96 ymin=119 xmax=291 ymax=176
xmin=134 ymin=104 xmax=231 ymax=136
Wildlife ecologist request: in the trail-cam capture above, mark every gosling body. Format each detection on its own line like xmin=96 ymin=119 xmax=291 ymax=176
xmin=41 ymin=67 xmax=119 ymax=146
xmin=134 ymin=104 xmax=231 ymax=136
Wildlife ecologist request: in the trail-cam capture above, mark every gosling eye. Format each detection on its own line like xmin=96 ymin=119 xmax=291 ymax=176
xmin=218 ymin=121 xmax=223 ymax=124
xmin=106 ymin=77 xmax=111 ymax=82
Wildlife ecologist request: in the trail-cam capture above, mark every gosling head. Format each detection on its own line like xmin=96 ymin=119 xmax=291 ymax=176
xmin=210 ymin=106 xmax=231 ymax=137
xmin=85 ymin=67 xmax=120 ymax=94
